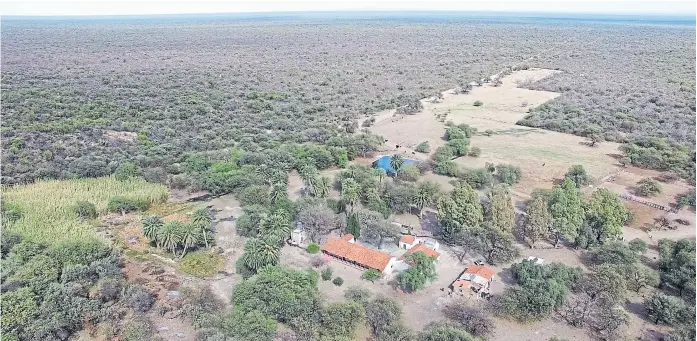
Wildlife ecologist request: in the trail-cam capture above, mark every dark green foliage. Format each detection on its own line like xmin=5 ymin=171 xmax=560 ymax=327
xmin=398 ymin=251 xmax=437 ymax=292
xmin=432 ymin=146 xmax=456 ymax=163
xmin=320 ymin=301 xmax=365 ymax=339
xmin=416 ymin=141 xmax=431 ymax=153
xmin=397 ymin=165 xmax=421 ymax=182
xmin=548 ymin=178 xmax=584 ymax=247
xmin=473 ymin=100 xmax=483 ymax=106
xmin=1 ymin=201 xmax=23 ymax=227
xmin=222 ymin=308 xmax=277 ymax=341
xmin=73 ymin=200 xmax=97 ymax=219
xmin=676 ymin=191 xmax=696 ymax=208
xmin=578 ymin=188 xmax=627 ymax=248
xmin=384 ymin=182 xmax=417 ymax=214
xmin=347 ymin=213 xmax=361 ymax=239
xmin=447 ymin=139 xmax=470 ymax=157
xmin=433 ymin=161 xmax=461 ymax=177
xmin=564 ymin=165 xmax=589 ymax=187
xmin=665 ymin=325 xmax=697 ymax=341
xmin=106 ymin=196 xmax=150 ymax=214
xmin=345 ymin=285 xmax=373 ymax=305
xmin=628 ymin=238 xmax=648 ymax=254
xmin=0 ymin=234 xmax=124 ymax=341
xmin=307 ymin=243 xmax=321 ymax=254
xmin=235 ymin=205 xmax=270 ymax=237
xmin=619 ymin=139 xmax=695 ymax=182
xmin=333 ymin=277 xmax=344 ymax=286
xmin=231 ymin=266 xmax=321 ymax=324
xmin=635 ymin=178 xmax=662 ymax=197
xmin=362 ymin=269 xmax=382 ymax=282
xmin=462 ymin=168 xmax=494 ymax=189
xmin=495 ymin=164 xmax=522 ymax=185
xmin=321 ymin=267 xmax=333 ymax=281
xmin=494 ymin=278 xmax=568 ymax=321
xmin=643 ymin=293 xmax=694 ymax=326
xmin=658 ymin=238 xmax=696 ymax=301
xmin=366 ymin=296 xmax=403 ymax=337
xmin=587 ymin=241 xmax=639 ymax=265
xmin=237 ymin=185 xmax=271 ymax=207
xmin=114 ymin=162 xmax=139 ymax=181
xmin=235 ymin=258 xmax=256 ymax=279
xmin=458 ymin=228 xmax=519 ymax=265
xmin=436 ymin=183 xmax=484 ymax=241
xmin=510 ymin=260 xmax=583 ymax=288
xmin=419 ymin=323 xmax=478 ymax=341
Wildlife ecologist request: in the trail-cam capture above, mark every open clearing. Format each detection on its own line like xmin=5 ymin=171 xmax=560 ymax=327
xmin=369 ymin=68 xmax=621 ymax=197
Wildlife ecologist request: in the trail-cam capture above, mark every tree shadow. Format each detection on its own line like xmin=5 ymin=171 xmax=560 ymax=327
xmin=420 ymin=211 xmax=441 ymax=236
xmin=497 ymin=267 xmax=517 ymax=286
xmin=625 ymin=299 xmax=648 ymax=321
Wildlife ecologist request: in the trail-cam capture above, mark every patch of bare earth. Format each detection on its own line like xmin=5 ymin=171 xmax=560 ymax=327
xmin=206 ymin=195 xmax=246 ymax=303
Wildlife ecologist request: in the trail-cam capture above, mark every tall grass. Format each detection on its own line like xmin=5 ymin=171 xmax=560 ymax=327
xmin=1 ymin=177 xmax=168 ymax=243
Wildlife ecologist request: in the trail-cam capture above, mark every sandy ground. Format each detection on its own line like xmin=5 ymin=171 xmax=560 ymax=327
xmin=206 ymin=195 xmax=246 ymax=303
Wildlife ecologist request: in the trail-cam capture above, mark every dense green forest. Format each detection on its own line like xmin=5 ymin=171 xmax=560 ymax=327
xmin=2 ymin=18 xmax=694 ymax=184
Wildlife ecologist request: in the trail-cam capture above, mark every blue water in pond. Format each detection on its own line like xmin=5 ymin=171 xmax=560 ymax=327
xmin=373 ymin=155 xmax=417 ymax=175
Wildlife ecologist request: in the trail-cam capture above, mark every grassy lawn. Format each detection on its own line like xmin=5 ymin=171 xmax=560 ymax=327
xmin=2 ymin=176 xmax=168 ymax=243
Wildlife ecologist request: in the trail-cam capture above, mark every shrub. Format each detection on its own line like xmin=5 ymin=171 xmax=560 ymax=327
xmin=447 ymin=138 xmax=470 ymax=156
xmin=677 ymin=191 xmax=696 ymax=208
xmin=114 ymin=162 xmax=139 ymax=181
xmin=496 ymin=165 xmax=522 ymax=185
xmin=468 ymin=146 xmax=481 ymax=157
xmin=321 ymin=267 xmax=334 ymax=281
xmin=473 ymin=100 xmax=483 ymax=107
xmin=123 ymin=285 xmax=156 ymax=312
xmin=433 ymin=161 xmax=460 ymax=177
xmin=628 ymin=238 xmax=648 ymax=254
xmin=143 ymin=167 xmax=167 ymax=184
xmin=180 ymin=251 xmax=226 ymax=277
xmin=73 ymin=200 xmax=97 ymax=219
xmin=396 ymin=165 xmax=420 ymax=182
xmin=362 ymin=269 xmax=381 ymax=282
xmin=307 ymin=243 xmax=320 ymax=254
xmin=333 ymin=277 xmax=344 ymax=286
xmin=464 ymin=168 xmax=494 ymax=189
xmin=484 ymin=129 xmax=494 ymax=136
xmin=310 ymin=255 xmax=327 ymax=268
xmin=636 ymin=178 xmax=662 ymax=197
xmin=106 ymin=196 xmax=150 ymax=214
xmin=415 ymin=141 xmax=430 ymax=153
xmin=565 ymin=165 xmax=589 ymax=187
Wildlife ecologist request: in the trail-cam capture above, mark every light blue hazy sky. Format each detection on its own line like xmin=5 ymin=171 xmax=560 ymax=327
xmin=2 ymin=0 xmax=695 ymax=16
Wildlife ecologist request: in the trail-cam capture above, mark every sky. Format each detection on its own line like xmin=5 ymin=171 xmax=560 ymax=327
xmin=1 ymin=0 xmax=695 ymax=17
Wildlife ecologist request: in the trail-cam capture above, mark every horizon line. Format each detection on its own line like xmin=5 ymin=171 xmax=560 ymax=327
xmin=3 ymin=9 xmax=696 ymax=18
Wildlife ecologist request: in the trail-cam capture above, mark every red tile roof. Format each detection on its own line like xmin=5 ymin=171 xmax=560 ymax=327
xmin=463 ymin=265 xmax=495 ymax=280
xmin=399 ymin=243 xmax=441 ymax=260
xmin=400 ymin=235 xmax=416 ymax=244
xmin=322 ymin=237 xmax=392 ymax=272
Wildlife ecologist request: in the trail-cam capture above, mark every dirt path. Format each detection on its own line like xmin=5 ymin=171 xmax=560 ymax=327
xmin=206 ymin=195 xmax=246 ymax=303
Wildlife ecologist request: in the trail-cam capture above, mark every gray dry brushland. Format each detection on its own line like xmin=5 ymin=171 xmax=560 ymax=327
xmin=1 ymin=18 xmax=694 ymax=184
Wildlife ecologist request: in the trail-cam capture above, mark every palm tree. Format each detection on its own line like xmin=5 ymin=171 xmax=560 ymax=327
xmin=178 ymin=223 xmax=201 ymax=258
xmin=242 ymin=238 xmax=280 ymax=271
xmin=263 ymin=212 xmax=290 ymax=245
xmin=270 ymin=183 xmax=288 ymax=204
xmin=414 ymin=181 xmax=441 ymax=218
xmin=373 ymin=168 xmax=387 ymax=184
xmin=314 ymin=176 xmax=331 ymax=198
xmin=299 ymin=165 xmax=319 ymax=196
xmin=390 ymin=154 xmax=404 ymax=175
xmin=159 ymin=221 xmax=184 ymax=255
xmin=141 ymin=215 xmax=164 ymax=246
xmin=341 ymin=178 xmax=360 ymax=213
xmin=191 ymin=208 xmax=213 ymax=248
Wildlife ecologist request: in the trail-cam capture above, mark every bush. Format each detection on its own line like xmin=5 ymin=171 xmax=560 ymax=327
xmin=123 ymin=285 xmax=156 ymax=312
xmin=106 ymin=196 xmax=150 ymax=214
xmin=362 ymin=269 xmax=381 ymax=282
xmin=321 ymin=267 xmax=334 ymax=281
xmin=114 ymin=162 xmax=139 ymax=181
xmin=464 ymin=168 xmax=494 ymax=189
xmin=447 ymin=138 xmax=470 ymax=156
xmin=484 ymin=129 xmax=494 ymax=136
xmin=396 ymin=165 xmax=420 ymax=182
xmin=496 ymin=165 xmax=522 ymax=185
xmin=433 ymin=161 xmax=460 ymax=177
xmin=333 ymin=277 xmax=344 ymax=286
xmin=73 ymin=200 xmax=97 ymax=219
xmin=310 ymin=255 xmax=327 ymax=268
xmin=468 ymin=146 xmax=481 ymax=157
xmin=180 ymin=251 xmax=226 ymax=277
xmin=143 ymin=167 xmax=167 ymax=184
xmin=473 ymin=100 xmax=483 ymax=107
xmin=636 ymin=178 xmax=662 ymax=197
xmin=565 ymin=165 xmax=589 ymax=187
xmin=307 ymin=243 xmax=320 ymax=254
xmin=415 ymin=141 xmax=430 ymax=153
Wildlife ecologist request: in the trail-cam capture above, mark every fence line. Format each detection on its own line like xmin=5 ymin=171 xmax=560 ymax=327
xmin=620 ymin=194 xmax=678 ymax=214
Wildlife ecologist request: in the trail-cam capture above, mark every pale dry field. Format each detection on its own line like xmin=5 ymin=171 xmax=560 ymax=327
xmin=368 ymin=69 xmax=622 ymax=196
